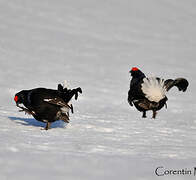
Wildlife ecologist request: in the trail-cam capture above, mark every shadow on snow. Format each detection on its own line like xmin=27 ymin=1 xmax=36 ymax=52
xmin=8 ymin=116 xmax=67 ymax=129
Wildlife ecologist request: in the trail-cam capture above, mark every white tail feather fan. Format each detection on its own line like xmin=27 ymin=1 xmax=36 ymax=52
xmin=141 ymin=77 xmax=167 ymax=103
xmin=63 ymin=80 xmax=69 ymax=89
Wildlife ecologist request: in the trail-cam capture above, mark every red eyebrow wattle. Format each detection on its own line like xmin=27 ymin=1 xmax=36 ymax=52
xmin=14 ymin=96 xmax=18 ymax=102
xmin=132 ymin=67 xmax=139 ymax=71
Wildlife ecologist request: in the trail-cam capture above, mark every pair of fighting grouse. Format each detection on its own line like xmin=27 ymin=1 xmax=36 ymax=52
xmin=14 ymin=84 xmax=82 ymax=130
xmin=14 ymin=67 xmax=189 ymax=130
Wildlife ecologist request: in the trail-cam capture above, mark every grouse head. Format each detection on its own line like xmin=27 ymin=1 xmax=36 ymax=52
xmin=14 ymin=90 xmax=28 ymax=106
xmin=129 ymin=67 xmax=145 ymax=79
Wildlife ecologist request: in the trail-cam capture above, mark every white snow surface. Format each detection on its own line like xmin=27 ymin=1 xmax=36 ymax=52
xmin=0 ymin=0 xmax=196 ymax=179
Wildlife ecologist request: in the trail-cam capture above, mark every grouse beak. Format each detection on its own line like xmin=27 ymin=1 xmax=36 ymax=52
xmin=129 ymin=70 xmax=134 ymax=75
xmin=15 ymin=101 xmax=20 ymax=107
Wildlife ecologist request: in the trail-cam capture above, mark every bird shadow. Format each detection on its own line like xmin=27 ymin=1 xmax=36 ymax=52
xmin=8 ymin=116 xmax=66 ymax=129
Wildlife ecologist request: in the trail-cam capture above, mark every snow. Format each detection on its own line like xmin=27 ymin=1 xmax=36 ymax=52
xmin=0 ymin=0 xmax=196 ymax=179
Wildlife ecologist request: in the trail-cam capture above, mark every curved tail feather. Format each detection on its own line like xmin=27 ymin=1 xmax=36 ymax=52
xmin=164 ymin=78 xmax=189 ymax=92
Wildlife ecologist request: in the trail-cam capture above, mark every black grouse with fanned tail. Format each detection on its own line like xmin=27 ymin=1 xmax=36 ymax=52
xmin=128 ymin=67 xmax=189 ymax=118
xmin=14 ymin=84 xmax=82 ymax=130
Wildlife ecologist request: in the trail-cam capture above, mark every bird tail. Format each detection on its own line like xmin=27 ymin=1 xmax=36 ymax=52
xmin=63 ymin=80 xmax=70 ymax=89
xmin=141 ymin=77 xmax=167 ymax=103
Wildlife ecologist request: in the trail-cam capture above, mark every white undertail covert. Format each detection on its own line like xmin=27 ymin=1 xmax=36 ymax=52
xmin=141 ymin=77 xmax=167 ymax=102
xmin=63 ymin=80 xmax=69 ymax=89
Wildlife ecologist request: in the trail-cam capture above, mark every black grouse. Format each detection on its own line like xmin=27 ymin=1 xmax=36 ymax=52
xmin=128 ymin=67 xmax=189 ymax=118
xmin=14 ymin=84 xmax=82 ymax=130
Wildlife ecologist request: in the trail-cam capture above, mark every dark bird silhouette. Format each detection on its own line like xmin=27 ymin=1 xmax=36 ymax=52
xmin=128 ymin=67 xmax=189 ymax=118
xmin=14 ymin=84 xmax=82 ymax=130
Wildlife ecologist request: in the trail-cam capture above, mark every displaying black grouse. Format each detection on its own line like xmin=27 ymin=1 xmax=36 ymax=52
xmin=14 ymin=84 xmax=82 ymax=130
xmin=128 ymin=67 xmax=189 ymax=118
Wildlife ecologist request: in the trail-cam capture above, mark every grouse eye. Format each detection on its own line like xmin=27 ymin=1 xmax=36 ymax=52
xmin=14 ymin=95 xmax=18 ymax=102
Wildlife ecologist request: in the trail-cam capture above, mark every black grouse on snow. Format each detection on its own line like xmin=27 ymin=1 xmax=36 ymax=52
xmin=128 ymin=67 xmax=189 ymax=118
xmin=14 ymin=84 xmax=82 ymax=130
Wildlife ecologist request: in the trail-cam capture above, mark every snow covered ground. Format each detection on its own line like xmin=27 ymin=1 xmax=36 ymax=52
xmin=0 ymin=0 xmax=196 ymax=179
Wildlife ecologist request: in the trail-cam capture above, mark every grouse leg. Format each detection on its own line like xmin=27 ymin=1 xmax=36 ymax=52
xmin=45 ymin=122 xmax=51 ymax=130
xmin=70 ymin=104 xmax=74 ymax=113
xmin=152 ymin=110 xmax=157 ymax=119
xmin=165 ymin=102 xmax=167 ymax=109
xmin=142 ymin=111 xmax=147 ymax=118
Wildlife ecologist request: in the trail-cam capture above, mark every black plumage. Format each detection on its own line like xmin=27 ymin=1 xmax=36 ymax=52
xmin=14 ymin=84 xmax=82 ymax=130
xmin=128 ymin=67 xmax=189 ymax=118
